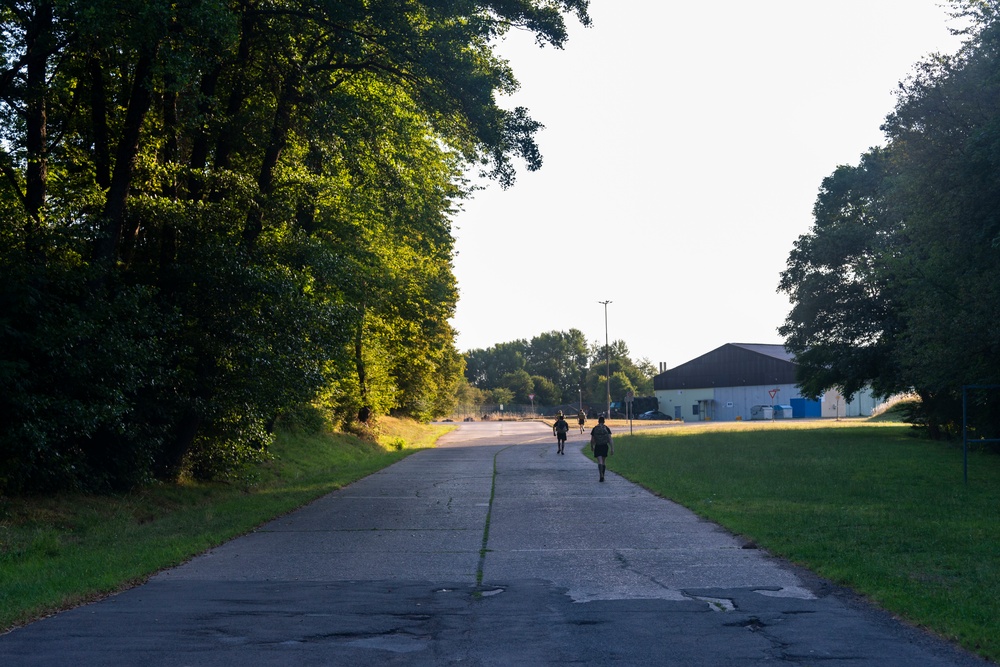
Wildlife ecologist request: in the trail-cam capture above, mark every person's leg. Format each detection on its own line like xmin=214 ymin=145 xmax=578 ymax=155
xmin=596 ymin=455 xmax=605 ymax=481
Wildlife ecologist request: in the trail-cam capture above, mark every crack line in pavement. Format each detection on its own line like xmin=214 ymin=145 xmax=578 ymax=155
xmin=476 ymin=445 xmax=511 ymax=589
xmin=613 ymin=548 xmax=678 ymax=596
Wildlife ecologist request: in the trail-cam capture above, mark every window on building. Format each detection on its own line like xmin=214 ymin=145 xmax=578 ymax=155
xmin=692 ymin=404 xmax=699 ymax=415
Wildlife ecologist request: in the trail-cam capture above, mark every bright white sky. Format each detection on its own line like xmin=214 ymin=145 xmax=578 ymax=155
xmin=449 ymin=0 xmax=966 ymax=370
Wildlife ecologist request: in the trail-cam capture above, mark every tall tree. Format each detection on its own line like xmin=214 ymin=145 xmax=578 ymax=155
xmin=465 ymin=340 xmax=530 ymax=388
xmin=525 ymin=328 xmax=589 ymax=402
xmin=778 ymin=149 xmax=907 ymax=401
xmin=0 ymin=0 xmax=592 ymax=492
xmin=780 ymin=0 xmax=1000 ymax=436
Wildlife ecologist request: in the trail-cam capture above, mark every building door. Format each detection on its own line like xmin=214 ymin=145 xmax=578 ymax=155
xmin=674 ymin=406 xmax=681 ymax=419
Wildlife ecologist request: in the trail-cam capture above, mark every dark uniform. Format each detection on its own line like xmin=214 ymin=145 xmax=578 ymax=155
xmin=553 ymin=416 xmax=569 ymax=454
xmin=590 ymin=417 xmax=613 ymax=481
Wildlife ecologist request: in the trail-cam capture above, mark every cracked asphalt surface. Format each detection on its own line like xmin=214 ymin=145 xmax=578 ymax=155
xmin=0 ymin=421 xmax=992 ymax=665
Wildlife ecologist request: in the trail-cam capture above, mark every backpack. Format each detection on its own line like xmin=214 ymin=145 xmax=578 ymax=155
xmin=555 ymin=419 xmax=569 ymax=434
xmin=592 ymin=424 xmax=611 ymax=446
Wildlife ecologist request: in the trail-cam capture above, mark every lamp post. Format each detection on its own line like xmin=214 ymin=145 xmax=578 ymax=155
xmin=599 ymin=300 xmax=612 ymax=418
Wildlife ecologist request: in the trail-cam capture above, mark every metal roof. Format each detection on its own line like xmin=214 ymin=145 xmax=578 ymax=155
xmin=729 ymin=343 xmax=795 ymax=363
xmin=653 ymin=343 xmax=798 ymax=390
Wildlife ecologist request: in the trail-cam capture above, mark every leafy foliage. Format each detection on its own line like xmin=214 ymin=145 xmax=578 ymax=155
xmin=780 ymin=0 xmax=1000 ymax=437
xmin=0 ymin=0 xmax=590 ymax=492
xmin=463 ymin=329 xmax=655 ymax=409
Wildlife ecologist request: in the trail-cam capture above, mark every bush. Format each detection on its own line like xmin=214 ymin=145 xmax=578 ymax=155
xmin=0 ymin=262 xmax=169 ymax=493
xmin=276 ymin=404 xmax=329 ymax=434
xmin=182 ymin=415 xmax=273 ymax=483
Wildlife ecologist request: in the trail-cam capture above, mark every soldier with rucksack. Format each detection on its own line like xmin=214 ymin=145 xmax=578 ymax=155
xmin=553 ymin=412 xmax=570 ymax=455
xmin=589 ymin=416 xmax=614 ymax=482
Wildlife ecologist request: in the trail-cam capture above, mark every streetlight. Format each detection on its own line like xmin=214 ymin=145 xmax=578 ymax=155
xmin=599 ymin=300 xmax=612 ymax=418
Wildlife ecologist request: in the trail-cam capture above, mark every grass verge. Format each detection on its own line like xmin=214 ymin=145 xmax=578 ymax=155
xmin=0 ymin=417 xmax=452 ymax=633
xmin=608 ymin=420 xmax=1000 ymax=662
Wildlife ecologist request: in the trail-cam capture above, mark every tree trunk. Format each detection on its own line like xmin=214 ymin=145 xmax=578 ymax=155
xmin=294 ymin=141 xmax=323 ymax=234
xmin=23 ymin=0 xmax=54 ymax=249
xmin=158 ymin=410 xmax=202 ymax=480
xmin=157 ymin=87 xmax=179 ymax=272
xmin=186 ymin=65 xmax=221 ymax=200
xmin=242 ymin=68 xmax=300 ymax=247
xmin=355 ymin=300 xmax=368 ymax=402
xmin=89 ymin=55 xmax=111 ymax=190
xmin=211 ymin=5 xmax=256 ymax=176
xmin=93 ymin=48 xmax=159 ymax=267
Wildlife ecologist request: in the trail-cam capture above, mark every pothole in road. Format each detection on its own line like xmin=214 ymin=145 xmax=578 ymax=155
xmin=725 ymin=616 xmax=768 ymax=632
xmin=689 ymin=595 xmax=736 ymax=612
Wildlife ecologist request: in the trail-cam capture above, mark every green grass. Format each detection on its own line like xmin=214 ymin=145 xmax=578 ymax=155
xmin=609 ymin=420 xmax=1000 ymax=662
xmin=0 ymin=418 xmax=452 ymax=632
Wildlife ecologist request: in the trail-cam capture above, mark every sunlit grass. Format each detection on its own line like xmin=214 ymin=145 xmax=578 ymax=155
xmin=609 ymin=420 xmax=1000 ymax=661
xmin=0 ymin=419 xmax=448 ymax=632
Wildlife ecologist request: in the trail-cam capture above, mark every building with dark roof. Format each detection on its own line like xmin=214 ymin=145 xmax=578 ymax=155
xmin=653 ymin=343 xmax=878 ymax=422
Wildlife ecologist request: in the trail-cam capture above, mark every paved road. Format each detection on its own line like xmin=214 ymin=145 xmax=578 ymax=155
xmin=1 ymin=422 xmax=991 ymax=665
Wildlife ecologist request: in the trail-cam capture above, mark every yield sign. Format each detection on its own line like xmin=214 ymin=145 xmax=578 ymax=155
xmin=768 ymin=388 xmax=779 ymax=400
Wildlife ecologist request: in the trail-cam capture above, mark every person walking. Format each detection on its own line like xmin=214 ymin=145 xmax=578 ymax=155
xmin=553 ymin=412 xmax=570 ymax=455
xmin=590 ymin=416 xmax=614 ymax=482
xmin=577 ymin=410 xmax=586 ymax=434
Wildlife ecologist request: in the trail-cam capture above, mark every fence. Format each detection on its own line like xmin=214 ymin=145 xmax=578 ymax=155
xmin=962 ymin=384 xmax=1000 ymax=483
xmin=450 ymin=403 xmax=590 ymax=421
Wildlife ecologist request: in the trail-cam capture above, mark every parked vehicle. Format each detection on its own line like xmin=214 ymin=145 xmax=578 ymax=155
xmin=609 ymin=396 xmax=659 ymax=419
xmin=637 ymin=410 xmax=671 ymax=420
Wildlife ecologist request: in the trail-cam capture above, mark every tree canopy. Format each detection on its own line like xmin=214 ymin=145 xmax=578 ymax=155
xmin=779 ymin=0 xmax=1000 ymax=437
xmin=0 ymin=0 xmax=590 ymax=492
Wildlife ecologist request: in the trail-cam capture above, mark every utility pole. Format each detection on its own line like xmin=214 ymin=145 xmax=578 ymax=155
xmin=599 ymin=300 xmax=612 ymax=418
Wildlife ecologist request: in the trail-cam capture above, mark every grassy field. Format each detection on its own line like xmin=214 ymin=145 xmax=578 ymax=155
xmin=608 ymin=420 xmax=1000 ymax=662
xmin=0 ymin=416 xmax=451 ymax=633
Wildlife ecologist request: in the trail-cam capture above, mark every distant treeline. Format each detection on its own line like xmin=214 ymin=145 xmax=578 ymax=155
xmin=0 ymin=1 xmax=590 ymax=493
xmin=459 ymin=329 xmax=655 ymax=411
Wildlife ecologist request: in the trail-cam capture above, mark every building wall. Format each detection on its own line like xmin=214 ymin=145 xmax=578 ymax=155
xmin=820 ymin=388 xmax=882 ymax=418
xmin=653 ymin=344 xmax=885 ymax=422
xmin=655 ymin=384 xmax=800 ymax=422
xmin=656 ymin=385 xmax=883 ymax=422
xmin=713 ymin=384 xmax=800 ymax=421
xmin=655 ymin=388 xmax=714 ymax=421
